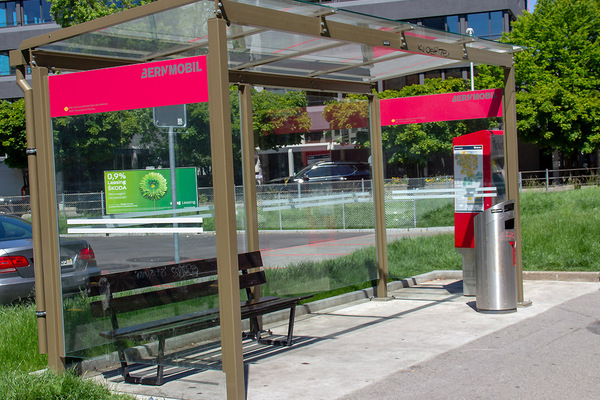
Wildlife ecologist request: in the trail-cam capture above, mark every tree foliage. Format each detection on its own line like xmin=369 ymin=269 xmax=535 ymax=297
xmin=252 ymin=89 xmax=310 ymax=150
xmin=0 ymin=100 xmax=28 ymax=170
xmin=322 ymin=97 xmax=368 ymax=131
xmin=52 ymin=109 xmax=159 ymax=191
xmin=49 ymin=0 xmax=151 ymax=27
xmin=480 ymin=0 xmax=600 ymax=159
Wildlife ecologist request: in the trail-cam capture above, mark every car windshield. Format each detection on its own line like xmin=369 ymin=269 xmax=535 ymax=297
xmin=294 ymin=164 xmax=314 ymax=178
xmin=0 ymin=216 xmax=33 ymax=242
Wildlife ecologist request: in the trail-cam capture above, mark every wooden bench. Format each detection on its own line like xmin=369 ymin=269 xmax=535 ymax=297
xmin=87 ymin=251 xmax=311 ymax=385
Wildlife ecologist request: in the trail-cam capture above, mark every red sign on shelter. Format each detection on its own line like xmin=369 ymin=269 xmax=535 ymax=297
xmin=49 ymin=56 xmax=208 ymax=117
xmin=380 ymin=89 xmax=502 ymax=126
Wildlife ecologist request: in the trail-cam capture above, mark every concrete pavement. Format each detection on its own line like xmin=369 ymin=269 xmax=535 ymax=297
xmin=89 ymin=274 xmax=600 ymax=400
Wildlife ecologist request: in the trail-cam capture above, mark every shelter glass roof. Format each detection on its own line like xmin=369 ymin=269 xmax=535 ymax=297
xmin=23 ymin=0 xmax=521 ymax=87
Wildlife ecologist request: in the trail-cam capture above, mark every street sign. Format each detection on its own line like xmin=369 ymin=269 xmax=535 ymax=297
xmin=153 ymin=104 xmax=187 ymax=128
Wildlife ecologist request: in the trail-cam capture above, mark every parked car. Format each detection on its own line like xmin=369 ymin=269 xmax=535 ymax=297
xmin=270 ymin=161 xmax=372 ymax=185
xmin=0 ymin=215 xmax=100 ymax=304
xmin=0 ymin=196 xmax=30 ymax=217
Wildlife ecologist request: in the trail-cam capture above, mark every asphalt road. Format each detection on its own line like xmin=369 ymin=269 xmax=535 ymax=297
xmin=79 ymin=231 xmax=374 ymax=273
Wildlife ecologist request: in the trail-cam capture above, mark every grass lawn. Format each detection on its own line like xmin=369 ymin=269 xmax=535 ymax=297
xmin=0 ymin=303 xmax=134 ymax=400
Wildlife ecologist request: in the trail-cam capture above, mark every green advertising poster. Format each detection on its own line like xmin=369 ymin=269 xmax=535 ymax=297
xmin=104 ymin=168 xmax=198 ymax=214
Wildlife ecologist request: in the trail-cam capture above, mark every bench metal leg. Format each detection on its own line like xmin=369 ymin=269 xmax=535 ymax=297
xmin=246 ymin=305 xmax=297 ymax=347
xmin=285 ymin=304 xmax=296 ymax=346
xmin=120 ymin=336 xmax=166 ymax=386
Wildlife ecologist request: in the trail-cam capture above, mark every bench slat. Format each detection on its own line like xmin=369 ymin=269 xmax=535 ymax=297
xmin=100 ymin=295 xmax=308 ymax=341
xmin=88 ymin=251 xmax=263 ymax=296
xmin=90 ymin=271 xmax=267 ymax=317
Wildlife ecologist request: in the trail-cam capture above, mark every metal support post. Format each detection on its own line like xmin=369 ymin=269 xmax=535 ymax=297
xmin=208 ymin=16 xmax=245 ymax=399
xmin=369 ymin=94 xmax=388 ymax=298
xmin=32 ymin=66 xmax=65 ymax=370
xmin=16 ymin=66 xmax=47 ymax=355
xmin=239 ymin=84 xmax=262 ymax=327
xmin=502 ymin=66 xmax=529 ymax=307
xmin=168 ymin=127 xmax=180 ymax=263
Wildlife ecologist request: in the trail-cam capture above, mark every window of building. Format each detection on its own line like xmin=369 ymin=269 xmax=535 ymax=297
xmin=23 ymin=0 xmax=45 ymax=24
xmin=490 ymin=11 xmax=504 ymax=39
xmin=424 ymin=70 xmax=441 ymax=80
xmin=466 ymin=11 xmax=507 ymax=40
xmin=446 ymin=15 xmax=460 ymax=34
xmin=42 ymin=0 xmax=51 ymax=22
xmin=420 ymin=16 xmax=445 ymax=31
xmin=466 ymin=12 xmax=490 ymax=39
xmin=445 ymin=68 xmax=463 ymax=79
xmin=0 ymin=51 xmax=11 ymax=76
xmin=0 ymin=1 xmax=18 ymax=27
xmin=1 ymin=0 xmax=53 ymax=27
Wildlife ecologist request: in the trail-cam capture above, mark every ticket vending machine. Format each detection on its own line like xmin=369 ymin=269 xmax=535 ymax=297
xmin=453 ymin=130 xmax=505 ymax=295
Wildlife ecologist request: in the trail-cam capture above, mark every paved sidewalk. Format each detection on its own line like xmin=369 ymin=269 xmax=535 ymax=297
xmin=90 ymin=277 xmax=600 ymax=400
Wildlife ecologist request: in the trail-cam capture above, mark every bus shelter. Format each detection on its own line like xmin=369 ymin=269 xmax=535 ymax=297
xmin=10 ymin=0 xmax=522 ymax=397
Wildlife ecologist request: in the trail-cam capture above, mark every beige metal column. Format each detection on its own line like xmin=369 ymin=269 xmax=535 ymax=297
xmin=207 ymin=17 xmax=245 ymax=399
xmin=369 ymin=94 xmax=388 ymax=298
xmin=16 ymin=66 xmax=47 ymax=355
xmin=239 ymin=84 xmax=262 ymax=331
xmin=239 ymin=85 xmax=259 ymax=253
xmin=31 ymin=66 xmax=65 ymax=370
xmin=502 ymin=66 xmax=526 ymax=305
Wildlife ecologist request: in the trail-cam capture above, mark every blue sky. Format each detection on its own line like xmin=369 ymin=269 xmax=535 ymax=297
xmin=529 ymin=0 xmax=537 ymax=12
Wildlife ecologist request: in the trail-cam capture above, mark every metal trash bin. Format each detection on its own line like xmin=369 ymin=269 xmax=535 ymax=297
xmin=474 ymin=200 xmax=517 ymax=313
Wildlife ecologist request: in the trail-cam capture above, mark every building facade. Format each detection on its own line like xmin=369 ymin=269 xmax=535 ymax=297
xmin=1 ymin=0 xmax=59 ymax=100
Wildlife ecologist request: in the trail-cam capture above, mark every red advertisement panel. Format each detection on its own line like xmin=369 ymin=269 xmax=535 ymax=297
xmin=380 ymin=89 xmax=502 ymax=126
xmin=49 ymin=56 xmax=208 ymax=117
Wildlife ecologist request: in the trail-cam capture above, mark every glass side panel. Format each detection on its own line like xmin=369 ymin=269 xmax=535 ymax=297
xmin=382 ymin=112 xmax=503 ymax=280
xmin=53 ymin=79 xmax=237 ymax=389
xmin=252 ymin=90 xmax=377 ymax=299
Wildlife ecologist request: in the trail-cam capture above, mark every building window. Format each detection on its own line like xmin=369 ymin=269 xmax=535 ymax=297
xmin=466 ymin=11 xmax=507 ymax=40
xmin=0 ymin=0 xmax=53 ymax=27
xmin=466 ymin=12 xmax=490 ymax=39
xmin=490 ymin=11 xmax=504 ymax=39
xmin=446 ymin=15 xmax=460 ymax=34
xmin=0 ymin=51 xmax=10 ymax=76
xmin=420 ymin=16 xmax=445 ymax=31
xmin=0 ymin=1 xmax=18 ymax=27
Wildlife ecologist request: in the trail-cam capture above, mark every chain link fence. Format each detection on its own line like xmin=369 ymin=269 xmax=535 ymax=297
xmin=6 ymin=168 xmax=595 ymax=228
xmin=520 ymin=167 xmax=600 ymax=191
xmin=0 ymin=178 xmax=453 ymax=229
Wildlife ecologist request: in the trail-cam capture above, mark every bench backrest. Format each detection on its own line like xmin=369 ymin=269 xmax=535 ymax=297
xmin=88 ymin=251 xmax=264 ymax=318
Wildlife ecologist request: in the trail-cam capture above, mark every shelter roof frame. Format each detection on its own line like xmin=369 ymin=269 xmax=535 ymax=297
xmin=11 ymin=0 xmax=520 ymax=90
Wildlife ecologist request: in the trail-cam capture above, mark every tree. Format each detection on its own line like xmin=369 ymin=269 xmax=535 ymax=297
xmin=252 ymin=89 xmax=311 ymax=150
xmin=0 ymin=100 xmax=27 ymax=170
xmin=52 ymin=109 xmax=159 ymax=191
xmin=49 ymin=0 xmax=151 ymax=27
xmin=479 ymin=0 xmax=600 ymax=162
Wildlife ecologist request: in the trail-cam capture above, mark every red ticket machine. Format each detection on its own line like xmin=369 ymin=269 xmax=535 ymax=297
xmin=453 ymin=130 xmax=505 ymax=295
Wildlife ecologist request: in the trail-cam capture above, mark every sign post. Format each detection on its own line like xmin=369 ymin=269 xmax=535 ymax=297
xmin=154 ymin=104 xmax=187 ymax=264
